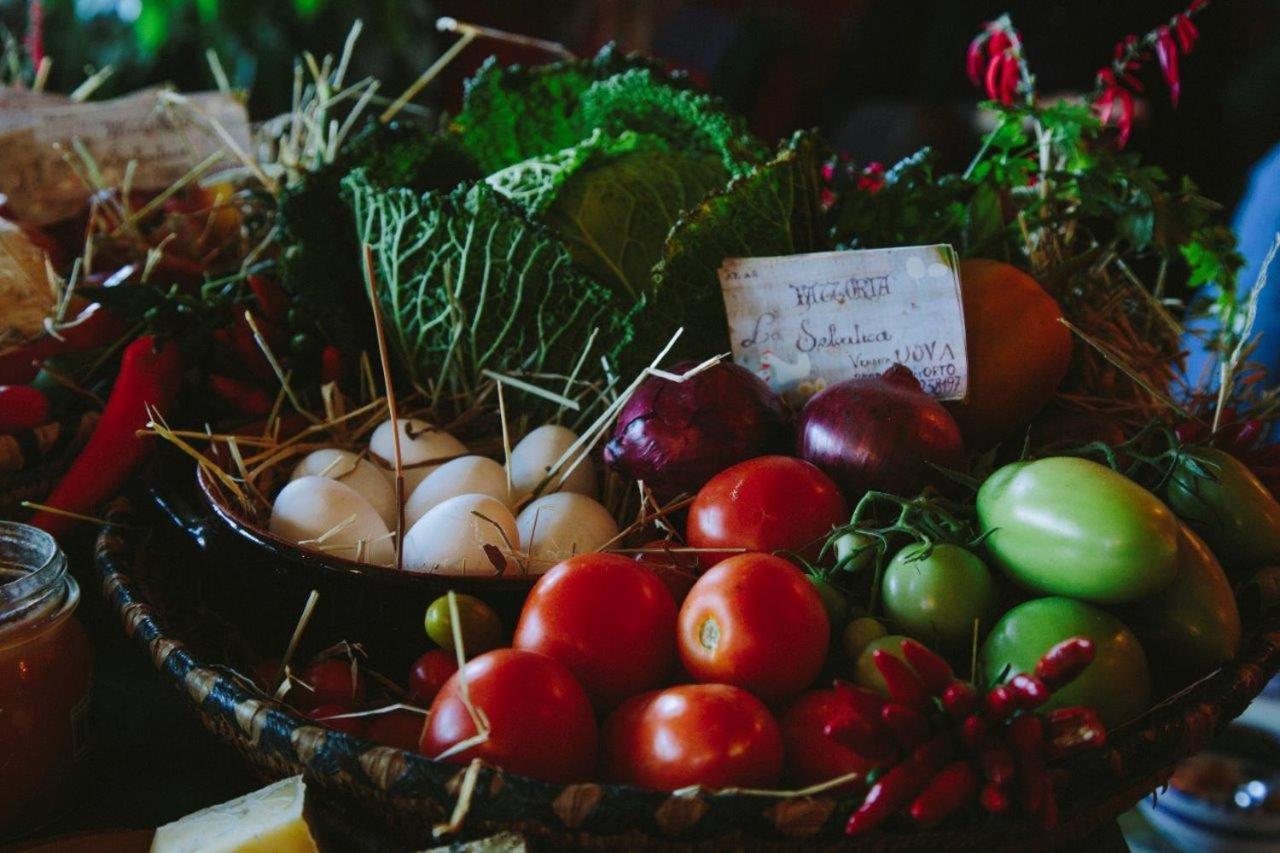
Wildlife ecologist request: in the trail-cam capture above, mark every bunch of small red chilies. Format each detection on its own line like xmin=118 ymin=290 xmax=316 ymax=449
xmin=830 ymin=637 xmax=1106 ymax=835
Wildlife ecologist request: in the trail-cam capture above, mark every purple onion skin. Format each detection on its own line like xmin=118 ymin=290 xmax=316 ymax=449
xmin=796 ymin=364 xmax=965 ymax=500
xmin=604 ymin=361 xmax=790 ymax=501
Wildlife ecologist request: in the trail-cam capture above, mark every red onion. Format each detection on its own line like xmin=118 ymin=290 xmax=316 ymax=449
xmin=796 ymin=364 xmax=965 ymax=499
xmin=604 ymin=361 xmax=789 ymax=501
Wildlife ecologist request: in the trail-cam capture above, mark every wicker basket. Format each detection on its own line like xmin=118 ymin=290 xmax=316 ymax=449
xmin=95 ymin=494 xmax=1280 ymax=851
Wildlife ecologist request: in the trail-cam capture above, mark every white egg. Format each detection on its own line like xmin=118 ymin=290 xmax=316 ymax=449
xmin=270 ymin=476 xmax=395 ymax=566
xmin=402 ymin=494 xmax=519 ymax=576
xmin=507 ymin=424 xmax=595 ymax=501
xmin=369 ymin=417 xmax=467 ymax=495
xmin=405 ymin=455 xmax=510 ymax=528
xmin=516 ymin=492 xmax=619 ymax=569
xmin=289 ymin=448 xmax=399 ymax=528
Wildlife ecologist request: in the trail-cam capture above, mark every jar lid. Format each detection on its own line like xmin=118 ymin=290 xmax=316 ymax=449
xmin=0 ymin=522 xmax=71 ymax=630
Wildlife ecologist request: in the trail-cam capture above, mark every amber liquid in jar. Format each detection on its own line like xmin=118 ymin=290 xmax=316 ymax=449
xmin=0 ymin=523 xmax=92 ymax=838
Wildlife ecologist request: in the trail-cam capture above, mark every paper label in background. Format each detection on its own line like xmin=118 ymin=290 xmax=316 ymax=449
xmin=719 ymin=245 xmax=968 ymax=402
xmin=0 ymin=87 xmax=250 ymax=225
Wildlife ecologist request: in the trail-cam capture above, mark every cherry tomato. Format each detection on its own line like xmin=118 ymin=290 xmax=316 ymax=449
xmin=842 ymin=617 xmax=888 ymax=663
xmin=420 ymin=649 xmax=597 ymax=783
xmin=424 ymin=594 xmax=503 ymax=658
xmin=298 ymin=658 xmax=366 ymax=710
xmin=634 ymin=539 xmax=700 ymax=603
xmin=600 ymin=684 xmax=783 ymax=791
xmin=408 ymin=649 xmax=458 ymax=705
xmin=677 ymin=553 xmax=829 ymax=703
xmin=307 ymin=703 xmax=365 ymax=735
xmin=686 ymin=456 xmax=848 ymax=568
xmin=366 ymin=709 xmax=427 ymax=751
xmin=513 ymin=553 xmax=677 ymax=712
xmin=778 ymin=688 xmax=876 ymax=789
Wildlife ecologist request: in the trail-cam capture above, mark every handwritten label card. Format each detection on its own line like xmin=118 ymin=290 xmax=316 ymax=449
xmin=718 ymin=245 xmax=969 ymax=401
xmin=0 ymin=87 xmax=250 ymax=225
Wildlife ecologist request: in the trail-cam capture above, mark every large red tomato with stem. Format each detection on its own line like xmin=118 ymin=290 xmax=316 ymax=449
xmin=686 ymin=456 xmax=848 ymax=568
xmin=513 ymin=553 xmax=678 ymax=711
xmin=677 ymin=553 xmax=830 ymax=703
xmin=778 ymin=688 xmax=877 ymax=789
xmin=420 ymin=649 xmax=597 ymax=783
xmin=600 ymin=684 xmax=784 ymax=791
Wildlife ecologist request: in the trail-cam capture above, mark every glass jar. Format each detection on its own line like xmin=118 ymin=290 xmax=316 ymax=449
xmin=0 ymin=522 xmax=91 ymax=837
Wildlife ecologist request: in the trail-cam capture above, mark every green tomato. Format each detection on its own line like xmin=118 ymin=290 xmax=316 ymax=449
xmin=842 ymin=616 xmax=888 ymax=663
xmin=833 ymin=531 xmax=877 ymax=573
xmin=425 ymin=593 xmax=502 ymax=657
xmin=978 ymin=457 xmax=1178 ymax=603
xmin=808 ymin=576 xmax=848 ymax=634
xmin=851 ymin=634 xmax=911 ymax=696
xmin=1114 ymin=524 xmax=1240 ymax=690
xmin=980 ymin=597 xmax=1150 ymax=727
xmin=1165 ymin=446 xmax=1280 ymax=577
xmin=882 ymin=543 xmax=1000 ymax=652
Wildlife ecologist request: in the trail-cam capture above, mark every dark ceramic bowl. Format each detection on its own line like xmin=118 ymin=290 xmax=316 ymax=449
xmin=145 ymin=450 xmax=536 ymax=669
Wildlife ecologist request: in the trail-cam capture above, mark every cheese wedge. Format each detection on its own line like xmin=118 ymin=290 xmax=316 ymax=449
xmin=150 ymin=775 xmax=318 ymax=853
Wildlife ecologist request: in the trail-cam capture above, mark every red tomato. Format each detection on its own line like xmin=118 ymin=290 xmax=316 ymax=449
xmin=298 ymin=658 xmax=366 ymax=710
xmin=677 ymin=553 xmax=829 ymax=703
xmin=633 ymin=539 xmax=700 ymax=604
xmin=778 ymin=688 xmax=876 ymax=789
xmin=600 ymin=684 xmax=783 ymax=791
xmin=514 ymin=553 xmax=677 ymax=711
xmin=307 ymin=703 xmax=365 ymax=736
xmin=420 ymin=649 xmax=597 ymax=783
xmin=686 ymin=456 xmax=848 ymax=568
xmin=366 ymin=709 xmax=427 ymax=751
xmin=408 ymin=649 xmax=458 ymax=705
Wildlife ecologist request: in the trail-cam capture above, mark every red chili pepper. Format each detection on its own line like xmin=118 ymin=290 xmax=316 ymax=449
xmin=984 ymin=684 xmax=1019 ymax=720
xmin=321 ymin=345 xmax=344 ymax=384
xmin=28 ymin=335 xmax=182 ymax=537
xmin=998 ymin=51 xmax=1020 ymax=105
xmin=1034 ymin=638 xmax=1095 ymax=691
xmin=873 ymin=650 xmax=930 ymax=711
xmin=247 ymin=274 xmax=290 ymax=323
xmin=833 ymin=680 xmax=887 ymax=723
xmin=1008 ymin=713 xmax=1046 ymax=816
xmin=227 ymin=310 xmax=278 ymax=383
xmin=0 ymin=303 xmax=128 ymax=385
xmin=1008 ymin=673 xmax=1051 ymax=709
xmin=1154 ymin=26 xmax=1181 ymax=106
xmin=982 ymin=745 xmax=1016 ymax=784
xmin=941 ymin=682 xmax=978 ymax=718
xmin=959 ymin=713 xmax=988 ymax=753
xmin=844 ymin=759 xmax=933 ymax=836
xmin=1039 ymin=775 xmax=1059 ymax=829
xmin=209 ymin=374 xmax=273 ymax=416
xmin=980 ymin=781 xmax=1010 ymax=814
xmin=1044 ymin=706 xmax=1108 ymax=759
xmin=900 ymin=639 xmax=954 ymax=696
xmin=881 ymin=703 xmax=930 ymax=750
xmin=966 ymin=32 xmax=988 ymax=87
xmin=824 ymin=718 xmax=899 ymax=764
xmin=1218 ymin=419 xmax=1262 ymax=454
xmin=985 ymin=53 xmax=1008 ymax=103
xmin=0 ymin=385 xmax=51 ymax=433
xmin=913 ymin=734 xmax=953 ymax=770
xmin=909 ymin=760 xmax=978 ymax=827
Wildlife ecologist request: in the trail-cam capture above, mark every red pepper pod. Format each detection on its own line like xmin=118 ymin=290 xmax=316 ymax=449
xmin=320 ymin=345 xmax=344 ymax=384
xmin=900 ymin=639 xmax=954 ymax=696
xmin=247 ymin=274 xmax=290 ymax=323
xmin=941 ymin=682 xmax=978 ymax=718
xmin=984 ymin=684 xmax=1019 ymax=720
xmin=1034 ymin=637 xmax=1095 ymax=691
xmin=872 ymin=650 xmax=930 ymax=711
xmin=1008 ymin=673 xmax=1051 ymax=709
xmin=966 ymin=33 xmax=988 ymax=87
xmin=833 ymin=680 xmax=889 ymax=723
xmin=1039 ymin=775 xmax=1059 ymax=829
xmin=959 ymin=713 xmax=988 ymax=753
xmin=824 ymin=718 xmax=899 ymax=764
xmin=0 ymin=384 xmax=51 ymax=433
xmin=209 ymin=374 xmax=274 ymax=416
xmin=28 ymin=335 xmax=183 ymax=537
xmin=912 ymin=734 xmax=954 ymax=771
xmin=982 ymin=745 xmax=1015 ymax=785
xmin=881 ymin=703 xmax=930 ymax=751
xmin=908 ymin=760 xmax=978 ymax=827
xmin=1008 ymin=713 xmax=1046 ymax=815
xmin=980 ymin=781 xmax=1010 ymax=814
xmin=1044 ymin=706 xmax=1107 ymax=759
xmin=844 ymin=759 xmax=933 ymax=836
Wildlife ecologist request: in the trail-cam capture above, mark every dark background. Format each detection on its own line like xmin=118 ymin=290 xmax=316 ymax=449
xmin=2 ymin=0 xmax=1279 ymax=211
